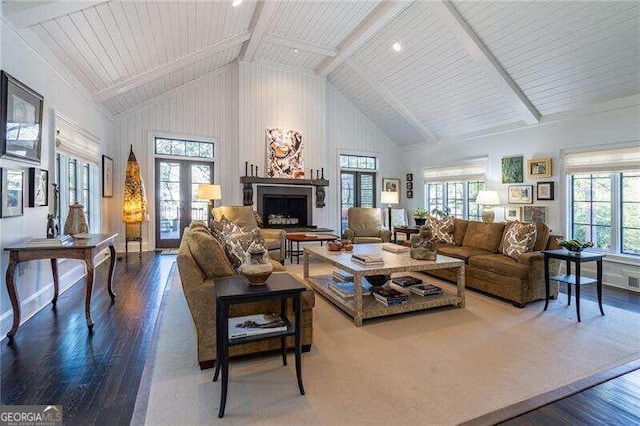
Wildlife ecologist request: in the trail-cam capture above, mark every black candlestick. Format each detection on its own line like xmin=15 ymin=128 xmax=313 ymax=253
xmin=256 ymin=166 xmax=259 ymax=177
xmin=251 ymin=164 xmax=254 ymax=176
xmin=321 ymin=168 xmax=324 ymax=179
xmin=245 ymin=161 xmax=248 ymax=176
xmin=310 ymin=170 xmax=314 ymax=179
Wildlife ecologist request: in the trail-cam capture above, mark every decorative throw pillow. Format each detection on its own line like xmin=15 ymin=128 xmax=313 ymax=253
xmin=427 ymin=215 xmax=455 ymax=244
xmin=187 ymin=225 xmax=235 ymax=278
xmin=502 ymin=222 xmax=537 ymax=260
xmin=224 ymin=228 xmax=269 ymax=269
xmin=210 ymin=215 xmax=242 ymax=241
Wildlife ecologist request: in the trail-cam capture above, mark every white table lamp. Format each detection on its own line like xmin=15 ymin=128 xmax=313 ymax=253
xmin=381 ymin=191 xmax=399 ymax=230
xmin=476 ymin=190 xmax=500 ymax=223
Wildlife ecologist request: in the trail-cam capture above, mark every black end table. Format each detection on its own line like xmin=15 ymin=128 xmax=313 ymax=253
xmin=542 ymin=249 xmax=606 ymax=322
xmin=213 ymin=273 xmax=307 ymax=418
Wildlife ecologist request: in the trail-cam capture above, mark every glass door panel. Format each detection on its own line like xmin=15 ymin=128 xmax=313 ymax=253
xmin=156 ymin=159 xmax=213 ymax=248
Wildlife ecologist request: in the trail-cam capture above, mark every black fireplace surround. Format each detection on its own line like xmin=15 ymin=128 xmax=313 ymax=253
xmin=257 ymin=186 xmax=313 ymax=228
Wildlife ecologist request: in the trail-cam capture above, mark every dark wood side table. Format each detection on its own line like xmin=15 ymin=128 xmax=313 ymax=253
xmin=212 ymin=273 xmax=306 ymax=418
xmin=4 ymin=234 xmax=118 ymax=338
xmin=286 ymin=233 xmax=338 ymax=264
xmin=393 ymin=226 xmax=419 ymax=244
xmin=542 ymin=249 xmax=606 ymax=322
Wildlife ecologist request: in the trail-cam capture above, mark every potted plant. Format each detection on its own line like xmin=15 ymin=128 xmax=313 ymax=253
xmin=413 ymin=208 xmax=428 ymax=226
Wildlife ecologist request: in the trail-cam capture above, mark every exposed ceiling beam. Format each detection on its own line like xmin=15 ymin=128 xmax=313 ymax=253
xmin=263 ymin=34 xmax=337 ymax=57
xmin=346 ymin=58 xmax=437 ymax=144
xmin=317 ymin=1 xmax=410 ymax=77
xmin=93 ymin=31 xmax=251 ymax=103
xmin=430 ymin=1 xmax=541 ymax=125
xmin=241 ymin=0 xmax=280 ymax=62
xmin=4 ymin=1 xmax=107 ymax=28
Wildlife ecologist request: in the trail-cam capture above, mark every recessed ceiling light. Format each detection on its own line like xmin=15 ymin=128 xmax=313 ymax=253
xmin=293 ymin=48 xmax=299 ymax=53
xmin=392 ymin=42 xmax=402 ymax=52
xmin=232 ymin=0 xmax=243 ymax=7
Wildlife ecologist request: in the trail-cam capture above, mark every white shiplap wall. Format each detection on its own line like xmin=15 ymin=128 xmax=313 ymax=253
xmin=113 ymin=63 xmax=239 ymax=250
xmin=238 ymin=62 xmax=329 ymax=225
xmin=326 ymin=82 xmax=401 ymax=231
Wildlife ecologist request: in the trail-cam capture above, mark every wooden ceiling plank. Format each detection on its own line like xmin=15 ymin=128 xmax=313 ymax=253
xmin=241 ymin=1 xmax=280 ymax=62
xmin=263 ymin=34 xmax=337 ymax=57
xmin=317 ymin=1 xmax=410 ymax=77
xmin=430 ymin=1 xmax=541 ymax=124
xmin=5 ymin=0 xmax=108 ymax=28
xmin=346 ymin=58 xmax=437 ymax=144
xmin=93 ymin=31 xmax=251 ymax=102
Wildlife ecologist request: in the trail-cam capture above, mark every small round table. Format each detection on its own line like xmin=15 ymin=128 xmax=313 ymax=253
xmin=286 ymin=233 xmax=339 ymax=264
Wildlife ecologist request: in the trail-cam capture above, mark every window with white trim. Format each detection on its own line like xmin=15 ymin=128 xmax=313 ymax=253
xmin=340 ymin=154 xmax=378 ymax=234
xmin=423 ymin=160 xmax=486 ymax=220
xmin=566 ymin=146 xmax=640 ymax=256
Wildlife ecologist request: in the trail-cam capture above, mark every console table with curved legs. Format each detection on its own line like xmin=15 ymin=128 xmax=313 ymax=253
xmin=4 ymin=233 xmax=118 ymax=338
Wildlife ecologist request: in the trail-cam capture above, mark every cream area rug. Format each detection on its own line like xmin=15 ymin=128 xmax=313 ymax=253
xmin=138 ymin=262 xmax=640 ymax=425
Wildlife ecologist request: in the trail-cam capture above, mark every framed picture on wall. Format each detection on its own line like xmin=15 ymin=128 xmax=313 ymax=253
xmin=1 ymin=71 xmax=44 ymax=164
xmin=28 ymin=167 xmax=48 ymax=207
xmin=507 ymin=185 xmax=533 ymax=204
xmin=102 ymin=155 xmax=114 ymax=198
xmin=406 ymin=173 xmax=413 ymax=182
xmin=504 ymin=207 xmax=521 ymax=221
xmin=382 ymin=178 xmax=400 ymax=193
xmin=522 ymin=205 xmax=547 ymax=223
xmin=527 ymin=157 xmax=552 ymax=178
xmin=502 ymin=155 xmax=524 ymax=183
xmin=406 ymin=181 xmax=413 ymax=190
xmin=406 ymin=190 xmax=413 ymax=199
xmin=1 ymin=168 xmax=24 ymax=217
xmin=536 ymin=182 xmax=554 ymax=200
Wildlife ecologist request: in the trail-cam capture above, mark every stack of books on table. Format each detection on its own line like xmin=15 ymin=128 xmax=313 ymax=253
xmin=328 ymin=280 xmax=373 ymax=299
xmin=381 ymin=243 xmax=409 ymax=253
xmin=372 ymin=287 xmax=409 ymax=306
xmin=27 ymin=235 xmax=73 ymax=246
xmin=332 ymin=270 xmax=354 ymax=282
xmin=409 ymin=283 xmax=443 ymax=297
xmin=351 ymin=253 xmax=384 ymax=266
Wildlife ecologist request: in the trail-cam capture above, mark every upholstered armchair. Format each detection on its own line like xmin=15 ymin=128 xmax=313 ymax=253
xmin=343 ymin=207 xmax=392 ymax=244
xmin=212 ymin=206 xmax=286 ymax=262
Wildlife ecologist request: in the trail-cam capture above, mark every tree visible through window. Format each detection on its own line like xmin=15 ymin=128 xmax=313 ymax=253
xmin=426 ymin=181 xmax=485 ymax=220
xmin=340 ymin=154 xmax=377 ymax=235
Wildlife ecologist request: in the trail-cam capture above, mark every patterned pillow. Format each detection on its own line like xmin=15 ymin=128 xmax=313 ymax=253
xmin=502 ymin=222 xmax=537 ymax=260
xmin=224 ymin=229 xmax=268 ymax=269
xmin=210 ymin=215 xmax=242 ymax=241
xmin=427 ymin=215 xmax=455 ymax=244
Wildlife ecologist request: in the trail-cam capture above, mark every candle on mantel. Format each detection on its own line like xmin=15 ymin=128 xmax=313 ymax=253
xmin=321 ymin=168 xmax=324 ymax=179
xmin=310 ymin=170 xmax=314 ymax=179
xmin=251 ymin=164 xmax=254 ymax=176
xmin=256 ymin=166 xmax=259 ymax=177
xmin=245 ymin=161 xmax=248 ymax=176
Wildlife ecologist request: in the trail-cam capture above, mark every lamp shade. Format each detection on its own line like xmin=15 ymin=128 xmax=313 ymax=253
xmin=197 ymin=184 xmax=222 ymax=200
xmin=123 ymin=145 xmax=149 ymax=223
xmin=476 ymin=190 xmax=500 ymax=206
xmin=381 ymin=191 xmax=399 ymax=204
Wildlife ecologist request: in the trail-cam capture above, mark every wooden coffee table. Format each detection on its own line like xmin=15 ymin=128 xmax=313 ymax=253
xmin=286 ymin=233 xmax=338 ymax=264
xmin=303 ymin=243 xmax=465 ymax=326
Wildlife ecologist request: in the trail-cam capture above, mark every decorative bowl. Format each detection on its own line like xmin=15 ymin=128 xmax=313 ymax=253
xmin=366 ymin=274 xmax=389 ymax=286
xmin=559 ymin=239 xmax=593 ymax=253
xmin=327 ymin=240 xmax=343 ymax=251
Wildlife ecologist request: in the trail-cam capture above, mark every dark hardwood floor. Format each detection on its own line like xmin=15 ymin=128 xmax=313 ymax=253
xmin=2 ymin=252 xmax=638 ymax=425
xmin=1 ymin=252 xmax=174 ymax=425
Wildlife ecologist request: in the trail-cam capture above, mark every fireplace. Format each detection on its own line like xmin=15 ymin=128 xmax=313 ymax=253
xmin=257 ymin=186 xmax=313 ymax=228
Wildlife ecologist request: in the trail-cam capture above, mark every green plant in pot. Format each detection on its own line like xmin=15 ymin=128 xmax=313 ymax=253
xmin=413 ymin=208 xmax=428 ymax=226
xmin=559 ymin=239 xmax=594 ymax=253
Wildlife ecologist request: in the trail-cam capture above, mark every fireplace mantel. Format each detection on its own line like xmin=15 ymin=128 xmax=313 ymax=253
xmin=241 ymin=176 xmax=329 ymax=208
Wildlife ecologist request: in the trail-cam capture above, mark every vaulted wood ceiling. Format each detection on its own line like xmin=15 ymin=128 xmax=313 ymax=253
xmin=3 ymin=1 xmax=639 ymax=146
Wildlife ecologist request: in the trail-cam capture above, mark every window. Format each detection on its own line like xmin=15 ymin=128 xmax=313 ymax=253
xmin=56 ymin=153 xmax=99 ymax=232
xmin=566 ymin=146 xmax=640 ymax=256
xmin=569 ymin=172 xmax=639 ymax=255
xmin=425 ymin=181 xmax=486 ymax=220
xmin=155 ymin=137 xmax=214 ymax=158
xmin=340 ymin=154 xmax=377 ymax=234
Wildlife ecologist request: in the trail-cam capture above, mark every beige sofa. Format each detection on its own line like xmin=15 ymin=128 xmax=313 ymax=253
xmin=344 ymin=207 xmax=392 ymax=243
xmin=425 ymin=219 xmax=561 ymax=307
xmin=177 ymin=222 xmax=315 ymax=369
xmin=212 ymin=206 xmax=286 ymax=262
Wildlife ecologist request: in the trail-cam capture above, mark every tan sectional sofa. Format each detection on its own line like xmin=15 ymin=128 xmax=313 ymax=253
xmin=425 ymin=219 xmax=561 ymax=307
xmin=177 ymin=223 xmax=315 ymax=369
